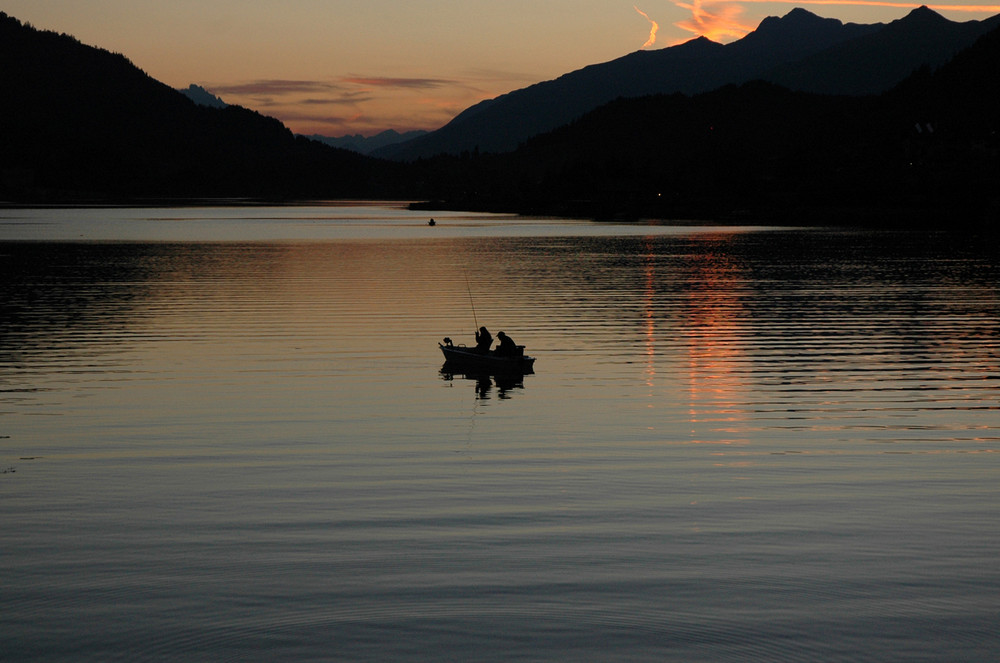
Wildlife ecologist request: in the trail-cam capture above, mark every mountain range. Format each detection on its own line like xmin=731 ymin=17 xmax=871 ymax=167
xmin=377 ymin=6 xmax=1000 ymax=160
xmin=411 ymin=20 xmax=1000 ymax=224
xmin=1 ymin=8 xmax=997 ymax=225
xmin=306 ymin=130 xmax=429 ymax=155
xmin=0 ymin=11 xmax=405 ymax=201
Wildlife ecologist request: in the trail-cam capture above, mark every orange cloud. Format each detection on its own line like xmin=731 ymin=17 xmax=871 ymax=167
xmin=211 ymin=80 xmax=339 ymax=96
xmin=671 ymin=0 xmax=757 ymax=42
xmin=634 ymin=6 xmax=661 ymax=48
xmin=340 ymin=77 xmax=456 ymax=90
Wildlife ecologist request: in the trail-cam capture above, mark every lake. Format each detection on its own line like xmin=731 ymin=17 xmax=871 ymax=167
xmin=2 ymin=204 xmax=998 ymax=662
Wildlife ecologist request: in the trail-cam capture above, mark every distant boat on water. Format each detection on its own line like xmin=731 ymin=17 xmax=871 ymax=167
xmin=439 ymin=338 xmax=535 ymax=373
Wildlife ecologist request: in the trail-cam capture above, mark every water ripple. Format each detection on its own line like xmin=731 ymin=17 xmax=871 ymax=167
xmin=2 ymin=226 xmax=999 ymax=661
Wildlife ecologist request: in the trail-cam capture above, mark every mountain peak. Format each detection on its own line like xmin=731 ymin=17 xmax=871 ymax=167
xmin=731 ymin=7 xmax=865 ymax=61
xmin=674 ymin=35 xmax=724 ymax=53
xmin=881 ymin=6 xmax=956 ymax=39
xmin=755 ymin=8 xmax=841 ymax=35
xmin=903 ymin=5 xmax=948 ymax=22
xmin=179 ymin=84 xmax=227 ymax=108
xmin=785 ymin=7 xmax=825 ymax=22
xmin=380 ymin=5 xmax=996 ymax=159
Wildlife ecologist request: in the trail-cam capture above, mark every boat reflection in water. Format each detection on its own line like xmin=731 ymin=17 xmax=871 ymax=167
xmin=438 ymin=336 xmax=535 ymax=400
xmin=439 ymin=364 xmax=531 ymax=400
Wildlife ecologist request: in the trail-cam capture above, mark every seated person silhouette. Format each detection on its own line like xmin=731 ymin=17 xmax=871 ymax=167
xmin=495 ymin=331 xmax=516 ymax=357
xmin=475 ymin=326 xmax=493 ymax=354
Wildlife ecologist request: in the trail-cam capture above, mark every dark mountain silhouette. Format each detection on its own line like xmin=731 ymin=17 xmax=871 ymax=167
xmin=179 ymin=84 xmax=228 ymax=108
xmin=2 ymin=8 xmax=996 ymax=226
xmin=764 ymin=6 xmax=1000 ymax=94
xmin=0 ymin=12 xmax=403 ymax=202
xmin=409 ymin=22 xmax=1000 ymax=226
xmin=378 ymin=7 xmax=999 ymax=160
xmin=307 ymin=129 xmax=429 ymax=155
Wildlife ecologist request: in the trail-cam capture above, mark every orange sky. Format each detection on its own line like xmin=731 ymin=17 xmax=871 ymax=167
xmin=6 ymin=1 xmax=999 ymax=137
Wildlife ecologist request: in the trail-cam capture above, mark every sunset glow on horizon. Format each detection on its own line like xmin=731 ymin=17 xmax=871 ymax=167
xmin=5 ymin=1 xmax=999 ymax=136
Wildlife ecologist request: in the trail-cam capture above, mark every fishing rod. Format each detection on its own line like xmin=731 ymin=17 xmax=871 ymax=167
xmin=464 ymin=271 xmax=479 ymax=330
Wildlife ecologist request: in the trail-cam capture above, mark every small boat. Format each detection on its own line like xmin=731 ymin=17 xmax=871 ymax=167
xmin=439 ymin=338 xmax=536 ymax=373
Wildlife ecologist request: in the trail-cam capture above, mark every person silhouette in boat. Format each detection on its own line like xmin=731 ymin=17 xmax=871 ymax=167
xmin=495 ymin=331 xmax=517 ymax=357
xmin=475 ymin=326 xmax=493 ymax=354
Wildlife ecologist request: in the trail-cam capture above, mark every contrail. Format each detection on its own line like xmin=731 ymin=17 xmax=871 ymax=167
xmin=635 ymin=6 xmax=660 ymax=48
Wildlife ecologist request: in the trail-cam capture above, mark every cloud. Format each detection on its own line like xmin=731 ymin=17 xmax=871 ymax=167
xmin=635 ymin=6 xmax=661 ymax=48
xmin=210 ymin=79 xmax=341 ymax=96
xmin=670 ymin=0 xmax=756 ymax=42
xmin=461 ymin=67 xmax=538 ymax=83
xmin=200 ymin=66 xmax=566 ymax=136
xmin=205 ymin=79 xmax=377 ymax=109
xmin=299 ymin=95 xmax=374 ymax=106
xmin=196 ymin=71 xmax=496 ymax=135
xmin=270 ymin=109 xmax=362 ymax=124
xmin=341 ymin=77 xmax=458 ymax=90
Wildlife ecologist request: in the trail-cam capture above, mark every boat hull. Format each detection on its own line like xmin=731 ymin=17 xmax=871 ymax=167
xmin=439 ymin=344 xmax=535 ymax=372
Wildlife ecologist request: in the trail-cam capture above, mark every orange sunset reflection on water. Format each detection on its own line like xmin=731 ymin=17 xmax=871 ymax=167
xmin=638 ymin=234 xmax=752 ymax=449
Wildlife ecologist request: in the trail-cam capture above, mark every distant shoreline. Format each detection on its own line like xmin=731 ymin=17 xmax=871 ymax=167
xmin=0 ymin=198 xmax=417 ymax=210
xmin=408 ymin=198 xmax=1000 ymax=230
xmin=2 ymin=196 xmax=996 ymax=231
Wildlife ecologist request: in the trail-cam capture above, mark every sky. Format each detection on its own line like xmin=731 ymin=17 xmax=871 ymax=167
xmin=6 ymin=1 xmax=1000 ymax=137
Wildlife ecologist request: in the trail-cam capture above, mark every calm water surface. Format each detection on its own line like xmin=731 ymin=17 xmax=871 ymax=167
xmin=2 ymin=205 xmax=998 ymax=661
